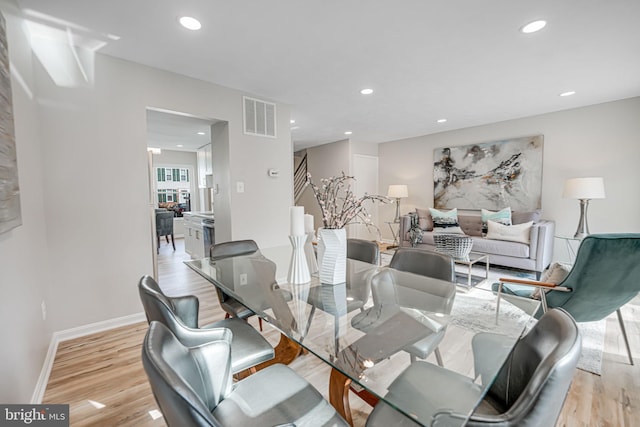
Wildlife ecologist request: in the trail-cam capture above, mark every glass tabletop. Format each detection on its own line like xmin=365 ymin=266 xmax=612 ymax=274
xmin=185 ymin=247 xmax=539 ymax=426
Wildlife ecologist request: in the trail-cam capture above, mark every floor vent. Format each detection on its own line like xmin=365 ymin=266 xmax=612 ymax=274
xmin=243 ymin=96 xmax=276 ymax=138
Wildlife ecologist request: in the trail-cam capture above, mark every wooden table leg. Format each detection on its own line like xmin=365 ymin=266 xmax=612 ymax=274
xmin=254 ymin=333 xmax=304 ymax=370
xmin=329 ymin=368 xmax=354 ymax=427
xmin=236 ymin=333 xmax=305 ymax=379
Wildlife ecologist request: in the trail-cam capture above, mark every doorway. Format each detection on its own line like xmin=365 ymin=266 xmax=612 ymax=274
xmin=351 ymin=154 xmax=380 ymax=241
xmin=145 ymin=108 xmax=220 ymax=280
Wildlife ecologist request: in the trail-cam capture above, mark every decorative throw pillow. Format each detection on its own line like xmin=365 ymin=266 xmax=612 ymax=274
xmin=532 ymin=262 xmax=571 ymax=299
xmin=481 ymin=207 xmax=512 ymax=235
xmin=511 ymin=210 xmax=541 ymax=225
xmin=415 ymin=208 xmax=433 ymax=231
xmin=486 ymin=220 xmax=533 ymax=244
xmin=429 ymin=208 xmax=465 ymax=234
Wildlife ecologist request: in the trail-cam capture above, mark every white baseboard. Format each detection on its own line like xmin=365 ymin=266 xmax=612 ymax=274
xmin=31 ymin=312 xmax=147 ymax=404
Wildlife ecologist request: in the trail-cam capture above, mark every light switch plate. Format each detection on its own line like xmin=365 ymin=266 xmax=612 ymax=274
xmin=239 ymin=273 xmax=248 ymax=285
xmin=236 ymin=181 xmax=245 ymax=193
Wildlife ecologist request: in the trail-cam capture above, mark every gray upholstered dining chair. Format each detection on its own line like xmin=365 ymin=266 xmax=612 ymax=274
xmin=366 ymin=308 xmax=582 ymax=427
xmin=138 ymin=275 xmax=274 ymax=374
xmin=495 ymin=233 xmax=640 ymax=365
xmin=351 ymin=267 xmax=456 ymax=366
xmin=155 ymin=210 xmax=175 ymax=254
xmin=142 ymin=321 xmax=349 ymax=427
xmin=389 ymin=247 xmax=455 ymax=282
xmin=209 ymin=240 xmax=263 ymax=330
xmin=347 ymin=238 xmax=380 ymax=265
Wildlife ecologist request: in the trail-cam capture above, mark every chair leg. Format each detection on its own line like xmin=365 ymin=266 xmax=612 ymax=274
xmin=434 ymin=347 xmax=444 ymax=367
xmin=171 ymin=233 xmax=175 ymax=251
xmin=616 ymin=309 xmax=634 ymax=365
xmin=225 ymin=313 xmax=230 ymax=319
xmin=258 ymin=317 xmax=263 ymax=331
xmin=156 ymin=234 xmax=160 ymax=254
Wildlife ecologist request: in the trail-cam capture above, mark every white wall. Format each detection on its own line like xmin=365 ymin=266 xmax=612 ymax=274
xmin=297 ymin=139 xmax=350 ymax=231
xmin=379 ymin=97 xmax=640 ymax=261
xmin=0 ymin=1 xmax=51 ymax=402
xmin=0 ymin=7 xmax=292 ymax=352
xmin=32 ymin=53 xmax=292 ymax=333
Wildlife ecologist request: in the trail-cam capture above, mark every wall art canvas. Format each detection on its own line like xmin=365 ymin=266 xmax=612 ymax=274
xmin=0 ymin=13 xmax=22 ymax=234
xmin=434 ymin=135 xmax=543 ymax=211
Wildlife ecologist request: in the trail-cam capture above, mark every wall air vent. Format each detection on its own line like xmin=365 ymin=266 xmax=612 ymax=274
xmin=243 ymin=96 xmax=276 ymax=138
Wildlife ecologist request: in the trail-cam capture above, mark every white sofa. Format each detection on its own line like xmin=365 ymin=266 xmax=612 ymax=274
xmin=398 ymin=210 xmax=555 ymax=278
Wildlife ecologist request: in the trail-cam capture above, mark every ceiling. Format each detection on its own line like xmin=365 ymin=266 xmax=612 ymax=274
xmin=16 ymin=0 xmax=640 ymax=151
xmin=146 ymin=109 xmax=216 ymax=152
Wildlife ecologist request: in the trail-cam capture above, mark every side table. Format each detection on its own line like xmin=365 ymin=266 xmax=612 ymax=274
xmin=555 ymin=235 xmax=582 ymax=264
xmin=385 ymin=221 xmax=400 ymax=247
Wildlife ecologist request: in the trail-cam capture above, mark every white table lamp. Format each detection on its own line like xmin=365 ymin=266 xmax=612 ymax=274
xmin=387 ymin=184 xmax=408 ymax=223
xmin=562 ymin=177 xmax=605 ymax=239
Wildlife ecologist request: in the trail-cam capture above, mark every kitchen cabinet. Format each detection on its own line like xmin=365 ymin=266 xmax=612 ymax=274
xmin=183 ymin=212 xmax=214 ymax=259
xmin=197 ymin=144 xmax=212 ymax=189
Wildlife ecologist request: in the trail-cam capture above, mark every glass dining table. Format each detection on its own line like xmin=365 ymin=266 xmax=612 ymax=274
xmin=185 ymin=245 xmax=540 ymax=427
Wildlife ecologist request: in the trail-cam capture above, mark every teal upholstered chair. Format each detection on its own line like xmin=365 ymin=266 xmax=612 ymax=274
xmin=494 ymin=233 xmax=640 ymax=365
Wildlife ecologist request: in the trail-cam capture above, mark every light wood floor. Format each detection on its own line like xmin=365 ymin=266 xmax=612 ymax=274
xmin=43 ymin=238 xmax=640 ymax=426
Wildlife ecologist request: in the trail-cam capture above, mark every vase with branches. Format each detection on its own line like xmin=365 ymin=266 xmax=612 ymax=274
xmin=306 ymin=172 xmax=389 ymax=283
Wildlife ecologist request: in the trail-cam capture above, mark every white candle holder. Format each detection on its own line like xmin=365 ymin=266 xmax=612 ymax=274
xmin=288 ymin=234 xmax=310 ymax=284
xmin=304 ymin=231 xmax=318 ymax=275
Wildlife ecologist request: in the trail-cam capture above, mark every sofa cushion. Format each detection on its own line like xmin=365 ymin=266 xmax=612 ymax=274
xmin=471 ymin=236 xmax=530 ymax=258
xmin=512 ymin=210 xmax=541 ymax=225
xmin=486 ymin=220 xmax=533 ymax=244
xmin=430 ymin=208 xmax=465 ymax=234
xmin=415 ymin=208 xmax=434 ymax=231
xmin=457 ymin=214 xmax=483 ymax=237
xmin=481 ymin=207 xmax=512 ymax=235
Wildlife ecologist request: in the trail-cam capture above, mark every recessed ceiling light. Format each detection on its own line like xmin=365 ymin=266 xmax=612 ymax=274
xmin=179 ymin=16 xmax=202 ymax=31
xmin=197 ymin=131 xmax=205 ymax=135
xmin=437 ymin=118 xmax=447 ymax=123
xmin=344 ymin=131 xmax=353 ymax=135
xmin=177 ymin=144 xmax=183 ymax=147
xmin=290 ymin=119 xmax=296 ymax=124
xmin=559 ymin=91 xmax=576 ymax=97
xmin=360 ymin=88 xmax=374 ymax=95
xmin=521 ymin=20 xmax=546 ymax=34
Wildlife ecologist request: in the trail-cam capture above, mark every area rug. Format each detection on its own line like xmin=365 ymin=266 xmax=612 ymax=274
xmin=379 ymin=252 xmax=606 ymax=375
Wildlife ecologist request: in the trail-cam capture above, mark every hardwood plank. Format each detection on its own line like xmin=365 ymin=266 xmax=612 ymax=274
xmin=43 ymin=238 xmax=639 ymax=426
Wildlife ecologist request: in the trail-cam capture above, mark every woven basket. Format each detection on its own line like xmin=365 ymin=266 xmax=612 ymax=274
xmin=434 ymin=234 xmax=473 ymax=258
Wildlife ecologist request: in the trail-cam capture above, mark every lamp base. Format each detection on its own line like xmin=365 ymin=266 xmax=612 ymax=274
xmin=393 ymin=198 xmax=401 ymax=223
xmin=573 ymin=199 xmax=591 ymax=239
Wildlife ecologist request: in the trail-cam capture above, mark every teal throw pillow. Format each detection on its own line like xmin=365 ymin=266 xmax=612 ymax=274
xmin=481 ymin=207 xmax=512 ymax=235
xmin=429 ymin=208 xmax=465 ymax=234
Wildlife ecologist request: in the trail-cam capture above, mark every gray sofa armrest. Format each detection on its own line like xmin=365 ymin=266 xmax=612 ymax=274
xmin=398 ymin=215 xmax=412 ymax=247
xmin=532 ymin=220 xmax=555 ymax=273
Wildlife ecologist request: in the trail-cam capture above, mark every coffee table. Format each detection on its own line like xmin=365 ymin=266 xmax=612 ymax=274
xmin=454 ymin=252 xmax=489 ymax=289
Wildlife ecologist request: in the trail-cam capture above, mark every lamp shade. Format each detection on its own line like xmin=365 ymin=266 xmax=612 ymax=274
xmin=387 ymin=184 xmax=408 ymax=198
xmin=562 ymin=177 xmax=606 ymax=199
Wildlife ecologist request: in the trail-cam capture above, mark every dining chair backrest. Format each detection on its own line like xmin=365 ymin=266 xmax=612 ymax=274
xmin=347 ymin=239 xmax=380 ymax=265
xmin=464 ymin=308 xmax=581 ymax=426
xmin=156 ymin=211 xmax=174 ymax=236
xmin=370 ymin=267 xmax=456 ymax=315
xmin=210 ymin=240 xmax=259 ymax=259
xmin=139 ymin=275 xmax=199 ymax=329
xmin=142 ymin=321 xmax=232 ymax=427
xmin=389 ymin=247 xmax=455 ymax=282
xmin=542 ymin=233 xmax=640 ymax=321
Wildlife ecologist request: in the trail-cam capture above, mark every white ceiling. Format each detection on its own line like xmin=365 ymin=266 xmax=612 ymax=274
xmin=16 ymin=0 xmax=640 ymax=151
xmin=146 ymin=109 xmax=216 ymax=152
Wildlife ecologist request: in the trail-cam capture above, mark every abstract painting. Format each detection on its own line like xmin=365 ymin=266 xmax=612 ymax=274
xmin=434 ymin=135 xmax=543 ymax=211
xmin=0 ymin=13 xmax=21 ymax=234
